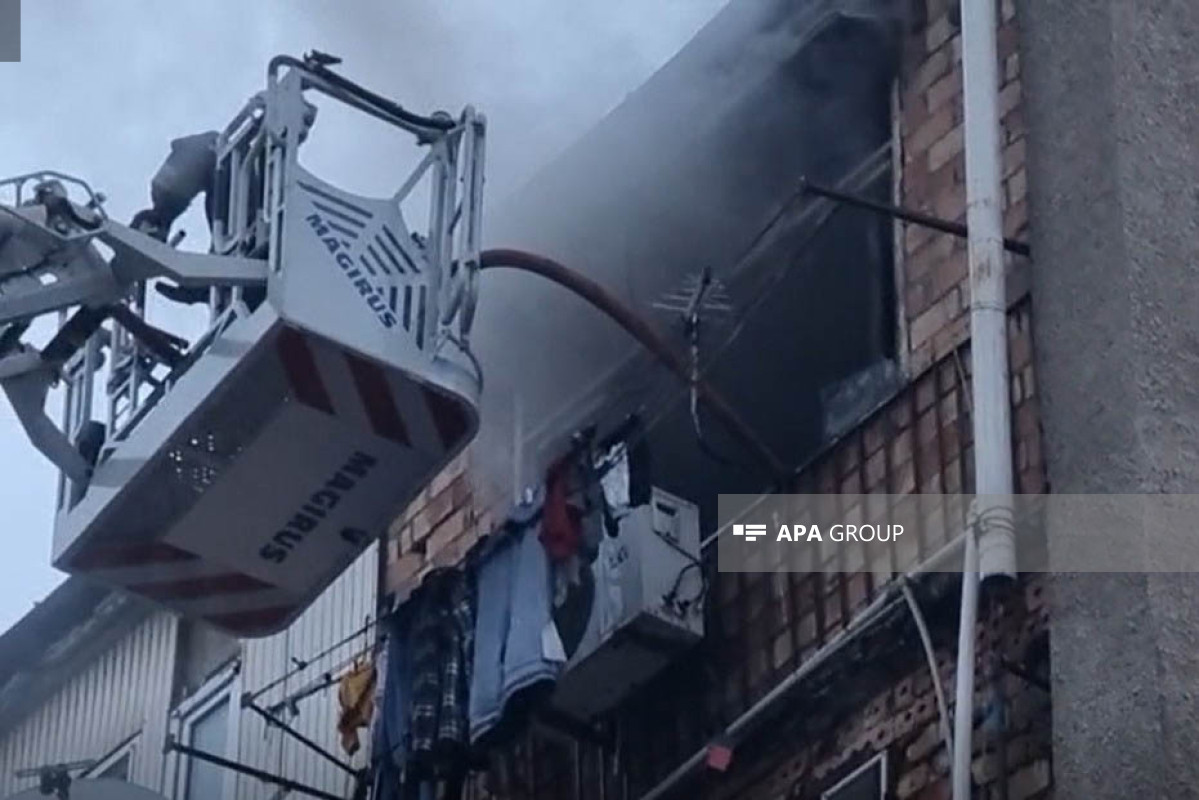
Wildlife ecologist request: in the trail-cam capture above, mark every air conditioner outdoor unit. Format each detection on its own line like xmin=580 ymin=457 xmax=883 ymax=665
xmin=551 ymin=487 xmax=704 ymax=721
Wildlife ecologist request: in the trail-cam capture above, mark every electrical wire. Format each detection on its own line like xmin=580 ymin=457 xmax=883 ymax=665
xmin=901 ymin=579 xmax=954 ymax=762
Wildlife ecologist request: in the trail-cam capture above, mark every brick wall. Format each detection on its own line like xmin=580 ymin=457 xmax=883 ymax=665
xmin=380 ymin=1 xmax=1047 ymax=797
xmin=383 ymin=450 xmax=496 ymax=603
xmin=899 ymin=0 xmax=1028 ymax=377
xmin=384 ymin=0 xmax=1037 ymax=603
xmin=718 ymin=577 xmax=1051 ymax=800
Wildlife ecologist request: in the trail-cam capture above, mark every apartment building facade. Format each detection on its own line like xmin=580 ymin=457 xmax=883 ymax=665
xmin=384 ymin=0 xmax=1051 ymax=799
xmin=6 ymin=0 xmax=1180 ymax=797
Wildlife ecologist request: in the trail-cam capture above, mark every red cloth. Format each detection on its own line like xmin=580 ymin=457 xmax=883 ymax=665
xmin=541 ymin=456 xmax=582 ymax=561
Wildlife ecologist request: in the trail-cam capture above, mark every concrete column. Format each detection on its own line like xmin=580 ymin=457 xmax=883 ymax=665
xmin=1018 ymin=1 xmax=1199 ymax=797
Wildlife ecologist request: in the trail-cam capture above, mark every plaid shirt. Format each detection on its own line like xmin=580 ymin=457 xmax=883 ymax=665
xmin=408 ymin=569 xmax=476 ymax=758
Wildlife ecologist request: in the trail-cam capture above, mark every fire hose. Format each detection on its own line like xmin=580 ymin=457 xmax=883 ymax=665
xmin=478 ymin=248 xmax=788 ymax=483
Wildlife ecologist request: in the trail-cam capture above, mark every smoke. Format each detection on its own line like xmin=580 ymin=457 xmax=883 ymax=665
xmin=466 ymin=0 xmax=905 ymax=519
xmin=280 ymin=0 xmax=730 ymax=200
xmin=0 ymin=0 xmax=728 ymax=627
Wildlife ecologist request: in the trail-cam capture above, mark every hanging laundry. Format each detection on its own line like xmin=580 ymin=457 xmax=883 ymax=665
xmin=470 ymin=490 xmax=564 ymax=750
xmin=574 ymin=453 xmax=607 ymax=561
xmin=594 ymin=532 xmax=629 ymax=640
xmin=598 ymin=444 xmax=632 ymax=511
xmin=337 ymin=657 xmax=378 ymax=756
xmin=541 ymin=454 xmax=581 ymax=562
xmin=595 ymin=414 xmax=653 ymax=523
xmin=374 ymin=567 xmax=477 ymax=800
xmin=408 ymin=569 xmax=475 ymax=763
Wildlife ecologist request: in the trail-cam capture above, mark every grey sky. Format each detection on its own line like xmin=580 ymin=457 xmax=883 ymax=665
xmin=0 ymin=0 xmax=726 ymax=632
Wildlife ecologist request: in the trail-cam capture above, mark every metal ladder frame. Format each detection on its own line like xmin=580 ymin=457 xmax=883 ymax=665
xmin=0 ymin=53 xmax=486 ymax=509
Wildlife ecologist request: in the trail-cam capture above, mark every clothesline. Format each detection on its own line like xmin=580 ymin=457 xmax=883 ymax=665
xmin=246 ymin=616 xmax=381 ymax=706
xmin=262 ymin=642 xmax=379 ymax=718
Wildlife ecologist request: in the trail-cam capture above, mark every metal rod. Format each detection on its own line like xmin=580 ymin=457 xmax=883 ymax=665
xmin=164 ymin=738 xmax=344 ymax=800
xmin=243 ymin=699 xmax=358 ymax=775
xmin=798 ymin=178 xmax=1031 ymax=257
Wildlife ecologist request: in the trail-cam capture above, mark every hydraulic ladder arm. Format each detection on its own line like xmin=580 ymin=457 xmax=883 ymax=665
xmin=0 ymin=173 xmax=268 ymax=483
xmin=0 ymin=52 xmax=487 ymax=638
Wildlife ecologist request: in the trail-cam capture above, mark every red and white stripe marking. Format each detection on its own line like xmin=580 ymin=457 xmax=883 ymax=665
xmin=64 ymin=327 xmax=473 ymax=638
xmin=275 ymin=326 xmax=470 ymax=454
xmin=66 ymin=541 xmax=298 ymax=636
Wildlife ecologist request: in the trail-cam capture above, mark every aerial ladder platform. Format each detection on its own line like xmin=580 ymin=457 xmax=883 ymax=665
xmin=0 ymin=54 xmax=486 ymax=637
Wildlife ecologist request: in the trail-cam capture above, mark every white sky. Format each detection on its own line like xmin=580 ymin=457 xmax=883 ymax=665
xmin=0 ymin=0 xmax=727 ymax=633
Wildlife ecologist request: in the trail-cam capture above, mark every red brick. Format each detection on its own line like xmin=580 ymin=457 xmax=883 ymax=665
xmin=915 ymin=375 xmax=938 ymax=413
xmin=911 ymin=47 xmax=952 ymax=94
xmin=905 ymin=218 xmax=938 ymax=257
xmin=1002 ymin=138 xmax=1026 ymax=179
xmin=409 ymin=507 xmax=433 ymax=546
xmin=928 ymin=125 xmax=965 ymax=172
xmin=890 ymin=428 xmax=915 ymax=466
xmin=863 ymin=419 xmax=886 ymax=457
xmin=1005 ymin=200 xmax=1029 ymax=238
xmin=898 ymin=764 xmax=931 ymax=799
xmin=933 ymin=182 xmax=967 ymax=222
xmin=450 ymin=472 xmax=472 ymax=508
xmin=998 ymin=80 xmax=1022 ymax=120
xmin=386 ymin=552 xmax=423 ymax=594
xmin=908 ymin=230 xmax=957 ymax=280
xmin=998 ymin=21 xmax=1021 ymax=60
xmin=908 ymin=105 xmax=956 ymax=159
xmin=925 ymin=14 xmax=955 ymax=53
xmin=891 ymin=398 xmax=915 ymax=430
xmin=1003 ymin=106 xmax=1026 ymax=143
xmin=427 ymin=451 xmax=466 ymax=498
xmin=910 ymin=288 xmax=961 ymax=350
xmin=426 ymin=507 xmax=468 ymax=560
xmin=925 ymin=72 xmax=960 ymax=115
xmin=431 ymin=538 xmax=463 ymax=569
xmin=865 ymin=449 xmax=887 ymax=489
xmin=950 ymin=33 xmax=963 ymax=64
xmin=933 ymin=255 xmax=967 ymax=304
xmin=892 ymin=458 xmax=917 ymax=494
xmin=903 ymin=93 xmax=933 ymax=135
xmin=909 ymin=341 xmax=935 ymax=376
xmin=1007 ymin=168 xmax=1028 ymax=206
xmin=1005 ymin=52 xmax=1020 ymax=84
xmin=916 ymin=780 xmax=951 ymax=800
xmin=907 ymin=276 xmax=933 ymax=318
xmin=1011 ymin=371 xmax=1025 ymax=406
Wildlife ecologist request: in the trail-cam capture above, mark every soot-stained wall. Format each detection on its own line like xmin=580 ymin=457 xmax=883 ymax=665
xmin=469 ymin=0 xmax=907 ymax=517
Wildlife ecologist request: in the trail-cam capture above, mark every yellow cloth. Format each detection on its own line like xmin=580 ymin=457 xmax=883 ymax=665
xmin=337 ymin=659 xmax=377 ymax=756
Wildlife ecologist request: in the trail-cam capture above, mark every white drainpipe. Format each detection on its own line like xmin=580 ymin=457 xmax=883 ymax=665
xmin=954 ymin=0 xmax=1017 ymax=797
xmin=952 ymin=520 xmax=980 ymax=800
